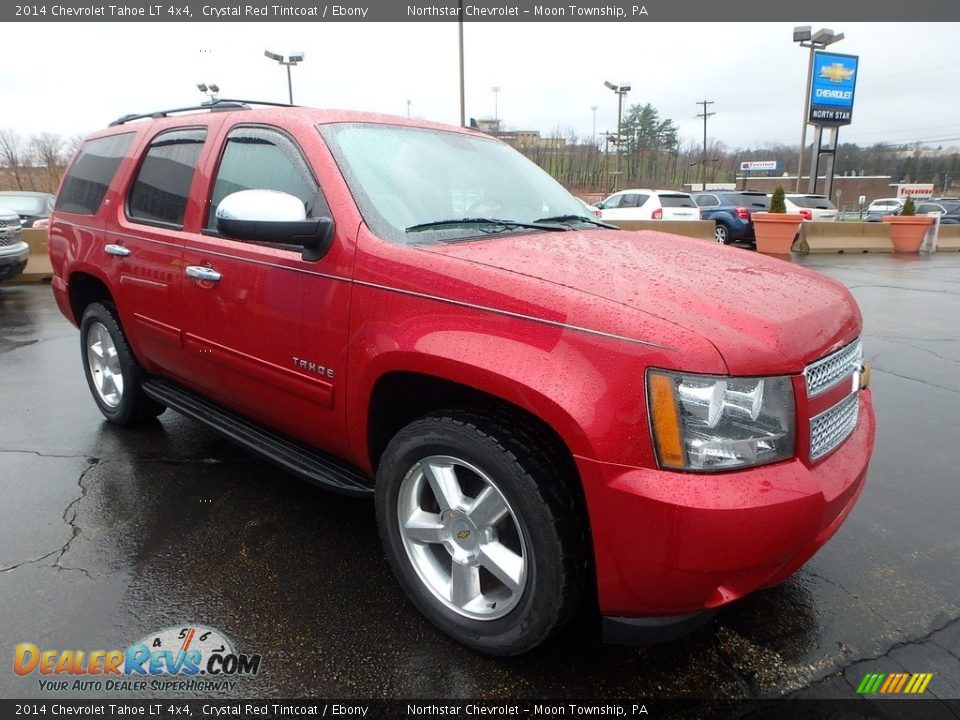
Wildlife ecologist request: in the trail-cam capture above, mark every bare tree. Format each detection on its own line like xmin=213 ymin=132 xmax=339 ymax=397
xmin=0 ymin=128 xmax=28 ymax=190
xmin=30 ymin=132 xmax=65 ymax=192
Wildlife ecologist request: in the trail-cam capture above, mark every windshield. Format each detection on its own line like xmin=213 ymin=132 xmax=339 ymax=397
xmin=0 ymin=194 xmax=50 ymax=216
xmin=319 ymin=123 xmax=588 ymax=244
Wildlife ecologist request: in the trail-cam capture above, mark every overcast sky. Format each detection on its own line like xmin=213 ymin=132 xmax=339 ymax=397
xmin=4 ymin=22 xmax=958 ymax=152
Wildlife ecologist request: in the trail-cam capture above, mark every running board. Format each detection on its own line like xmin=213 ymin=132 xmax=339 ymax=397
xmin=142 ymin=378 xmax=373 ymax=497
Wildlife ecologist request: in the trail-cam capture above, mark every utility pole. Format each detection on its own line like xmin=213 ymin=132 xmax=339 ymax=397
xmin=696 ymin=100 xmax=715 ymax=192
xmin=458 ymin=0 xmax=465 ymax=126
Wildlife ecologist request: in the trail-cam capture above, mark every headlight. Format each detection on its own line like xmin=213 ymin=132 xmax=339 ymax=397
xmin=647 ymin=369 xmax=796 ymax=471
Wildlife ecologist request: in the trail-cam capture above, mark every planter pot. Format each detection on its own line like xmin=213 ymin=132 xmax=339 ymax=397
xmin=752 ymin=213 xmax=803 ymax=254
xmin=883 ymin=215 xmax=933 ymax=253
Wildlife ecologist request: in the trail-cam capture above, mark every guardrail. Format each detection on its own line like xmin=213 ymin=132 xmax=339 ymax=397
xmin=794 ymin=221 xmax=893 ymax=253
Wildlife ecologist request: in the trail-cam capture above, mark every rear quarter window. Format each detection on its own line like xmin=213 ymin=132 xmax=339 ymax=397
xmin=56 ymin=134 xmax=135 ymax=215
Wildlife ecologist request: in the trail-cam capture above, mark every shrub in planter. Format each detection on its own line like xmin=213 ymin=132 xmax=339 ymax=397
xmin=753 ymin=185 xmax=802 ymax=254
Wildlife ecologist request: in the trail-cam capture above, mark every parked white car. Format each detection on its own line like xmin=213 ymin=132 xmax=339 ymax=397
xmin=866 ymin=198 xmax=904 ymax=215
xmin=783 ymin=194 xmax=838 ymax=221
xmin=595 ymin=189 xmax=700 ymax=222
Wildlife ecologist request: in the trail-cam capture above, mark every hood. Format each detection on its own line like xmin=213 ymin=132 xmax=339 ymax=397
xmin=420 ymin=229 xmax=861 ymax=375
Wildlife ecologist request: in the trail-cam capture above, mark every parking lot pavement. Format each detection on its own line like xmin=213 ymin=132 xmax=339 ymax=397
xmin=1 ymin=252 xmax=958 ymax=704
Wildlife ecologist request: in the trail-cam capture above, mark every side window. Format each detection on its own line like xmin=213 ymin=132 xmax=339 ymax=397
xmin=206 ymin=127 xmax=323 ymax=232
xmin=56 ymin=133 xmax=135 ymax=215
xmin=621 ymin=194 xmax=640 ymax=208
xmin=602 ymin=194 xmax=622 ymax=209
xmin=127 ymin=128 xmax=206 ymax=228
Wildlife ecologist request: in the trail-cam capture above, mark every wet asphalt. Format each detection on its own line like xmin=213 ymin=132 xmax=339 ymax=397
xmin=1 ymin=252 xmax=958 ymax=704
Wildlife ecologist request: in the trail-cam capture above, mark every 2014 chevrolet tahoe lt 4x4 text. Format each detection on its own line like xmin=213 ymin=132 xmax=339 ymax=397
xmin=48 ymin=100 xmax=876 ymax=655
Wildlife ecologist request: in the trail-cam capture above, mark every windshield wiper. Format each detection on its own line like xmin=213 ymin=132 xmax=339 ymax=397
xmin=533 ymin=214 xmax=619 ymax=229
xmin=405 ymin=217 xmax=570 ymax=233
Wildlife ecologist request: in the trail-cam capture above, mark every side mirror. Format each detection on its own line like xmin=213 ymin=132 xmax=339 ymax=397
xmin=593 ymin=201 xmax=604 ymax=209
xmin=216 ymin=189 xmax=335 ymax=262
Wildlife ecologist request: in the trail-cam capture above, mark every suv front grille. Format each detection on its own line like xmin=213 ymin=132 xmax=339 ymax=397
xmin=810 ymin=392 xmax=860 ymax=460
xmin=804 ymin=339 xmax=862 ymax=397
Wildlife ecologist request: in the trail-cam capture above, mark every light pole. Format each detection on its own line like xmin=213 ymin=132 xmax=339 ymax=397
xmin=197 ymin=83 xmax=220 ymax=103
xmin=591 ymin=105 xmax=598 ymax=146
xmin=793 ymin=26 xmax=844 ymax=191
xmin=604 ymin=81 xmax=630 ymax=176
xmin=264 ymin=50 xmax=305 ymax=104
xmin=407 ymin=99 xmax=412 ymax=117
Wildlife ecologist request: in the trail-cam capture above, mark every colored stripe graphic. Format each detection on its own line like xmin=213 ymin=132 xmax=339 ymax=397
xmin=856 ymin=672 xmax=932 ymax=694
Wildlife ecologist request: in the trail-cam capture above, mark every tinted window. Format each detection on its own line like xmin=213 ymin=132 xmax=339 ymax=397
xmin=127 ymin=129 xmax=206 ymax=228
xmin=787 ymin=196 xmax=835 ymax=209
xmin=915 ymin=204 xmax=942 ymax=214
xmin=720 ymin=192 xmax=771 ymax=209
xmin=56 ymin=134 xmax=134 ymax=215
xmin=659 ymin=194 xmax=696 ymax=208
xmin=207 ymin=128 xmax=319 ymax=231
xmin=621 ymin=194 xmax=644 ymax=208
xmin=694 ymin=195 xmax=719 ymax=207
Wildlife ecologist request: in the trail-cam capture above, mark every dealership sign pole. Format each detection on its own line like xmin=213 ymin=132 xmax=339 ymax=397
xmin=806 ymin=51 xmax=859 ymax=197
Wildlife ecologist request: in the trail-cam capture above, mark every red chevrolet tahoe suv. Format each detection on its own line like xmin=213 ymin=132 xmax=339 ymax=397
xmin=48 ymin=100 xmax=875 ymax=655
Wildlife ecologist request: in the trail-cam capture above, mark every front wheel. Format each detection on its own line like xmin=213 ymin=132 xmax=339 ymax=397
xmin=80 ymin=302 xmax=165 ymax=425
xmin=374 ymin=411 xmax=585 ymax=655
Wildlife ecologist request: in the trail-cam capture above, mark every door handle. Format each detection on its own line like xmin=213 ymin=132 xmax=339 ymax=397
xmin=185 ymin=265 xmax=222 ymax=282
xmin=104 ymin=244 xmax=131 ymax=257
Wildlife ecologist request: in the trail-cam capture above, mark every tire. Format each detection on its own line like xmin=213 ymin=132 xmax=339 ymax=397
xmin=374 ymin=410 xmax=585 ymax=655
xmin=79 ymin=302 xmax=165 ymax=425
xmin=715 ymin=223 xmax=730 ymax=244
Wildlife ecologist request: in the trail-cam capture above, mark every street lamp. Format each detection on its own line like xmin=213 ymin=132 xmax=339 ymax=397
xmin=604 ymin=81 xmax=630 ymax=176
xmin=591 ymin=105 xmax=598 ymax=147
xmin=264 ymin=50 xmax=305 ymax=104
xmin=492 ymin=86 xmax=501 ymax=131
xmin=793 ymin=26 xmax=844 ymax=191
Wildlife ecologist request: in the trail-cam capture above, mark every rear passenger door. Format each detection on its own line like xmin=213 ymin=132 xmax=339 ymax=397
xmin=179 ymin=125 xmax=353 ymax=455
xmin=109 ymin=127 xmax=212 ymax=379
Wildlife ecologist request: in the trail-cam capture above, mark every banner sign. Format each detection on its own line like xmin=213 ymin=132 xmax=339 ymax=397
xmin=809 ymin=51 xmax=859 ymax=126
xmin=740 ymin=161 xmax=779 ymax=171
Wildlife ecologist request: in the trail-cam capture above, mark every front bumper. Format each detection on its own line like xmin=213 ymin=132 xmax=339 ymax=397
xmin=0 ymin=241 xmax=29 ymax=282
xmin=578 ymin=390 xmax=875 ymax=620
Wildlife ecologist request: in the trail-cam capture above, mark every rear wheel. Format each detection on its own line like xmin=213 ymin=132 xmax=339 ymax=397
xmin=375 ymin=410 xmax=585 ymax=655
xmin=80 ymin=302 xmax=165 ymax=425
xmin=715 ymin=223 xmax=730 ymax=244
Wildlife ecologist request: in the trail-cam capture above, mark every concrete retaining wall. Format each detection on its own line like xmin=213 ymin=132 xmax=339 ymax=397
xmin=611 ymin=220 xmax=715 ymax=241
xmin=936 ymin=224 xmax=960 ymax=251
xmin=10 ymin=228 xmax=53 ymax=283
xmin=795 ymin=221 xmax=893 ymax=253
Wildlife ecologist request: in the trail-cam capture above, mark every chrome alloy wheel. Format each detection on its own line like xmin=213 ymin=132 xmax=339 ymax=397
xmin=85 ymin=321 xmax=124 ymax=408
xmin=396 ymin=455 xmax=528 ymax=620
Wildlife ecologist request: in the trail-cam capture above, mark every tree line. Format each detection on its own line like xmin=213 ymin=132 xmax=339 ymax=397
xmin=3 ymin=111 xmax=959 ymax=197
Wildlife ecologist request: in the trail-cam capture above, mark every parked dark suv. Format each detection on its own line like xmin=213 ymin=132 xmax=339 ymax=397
xmin=692 ymin=191 xmax=770 ymax=244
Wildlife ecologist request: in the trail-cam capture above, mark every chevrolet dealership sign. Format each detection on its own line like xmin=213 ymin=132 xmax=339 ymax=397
xmin=809 ymin=51 xmax=859 ymax=126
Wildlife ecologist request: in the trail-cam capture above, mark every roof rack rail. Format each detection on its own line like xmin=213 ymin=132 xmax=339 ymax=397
xmin=108 ymin=99 xmax=296 ymax=126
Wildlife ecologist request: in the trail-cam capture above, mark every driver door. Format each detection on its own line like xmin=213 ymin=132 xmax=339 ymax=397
xmin=179 ymin=125 xmax=353 ymax=455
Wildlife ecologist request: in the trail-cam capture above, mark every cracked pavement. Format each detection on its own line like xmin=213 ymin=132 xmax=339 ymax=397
xmin=1 ymin=252 xmax=958 ymax=703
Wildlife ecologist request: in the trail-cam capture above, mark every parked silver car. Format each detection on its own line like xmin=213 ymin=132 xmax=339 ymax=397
xmin=0 ymin=208 xmax=29 ymax=283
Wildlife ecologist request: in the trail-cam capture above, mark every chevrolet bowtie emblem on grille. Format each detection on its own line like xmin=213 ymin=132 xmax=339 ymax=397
xmin=820 ymin=63 xmax=854 ymax=83
xmin=456 ymin=530 xmax=471 ymax=540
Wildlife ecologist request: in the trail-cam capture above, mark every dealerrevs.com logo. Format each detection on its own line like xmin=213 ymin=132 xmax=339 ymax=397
xmin=14 ymin=625 xmax=262 ymax=693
